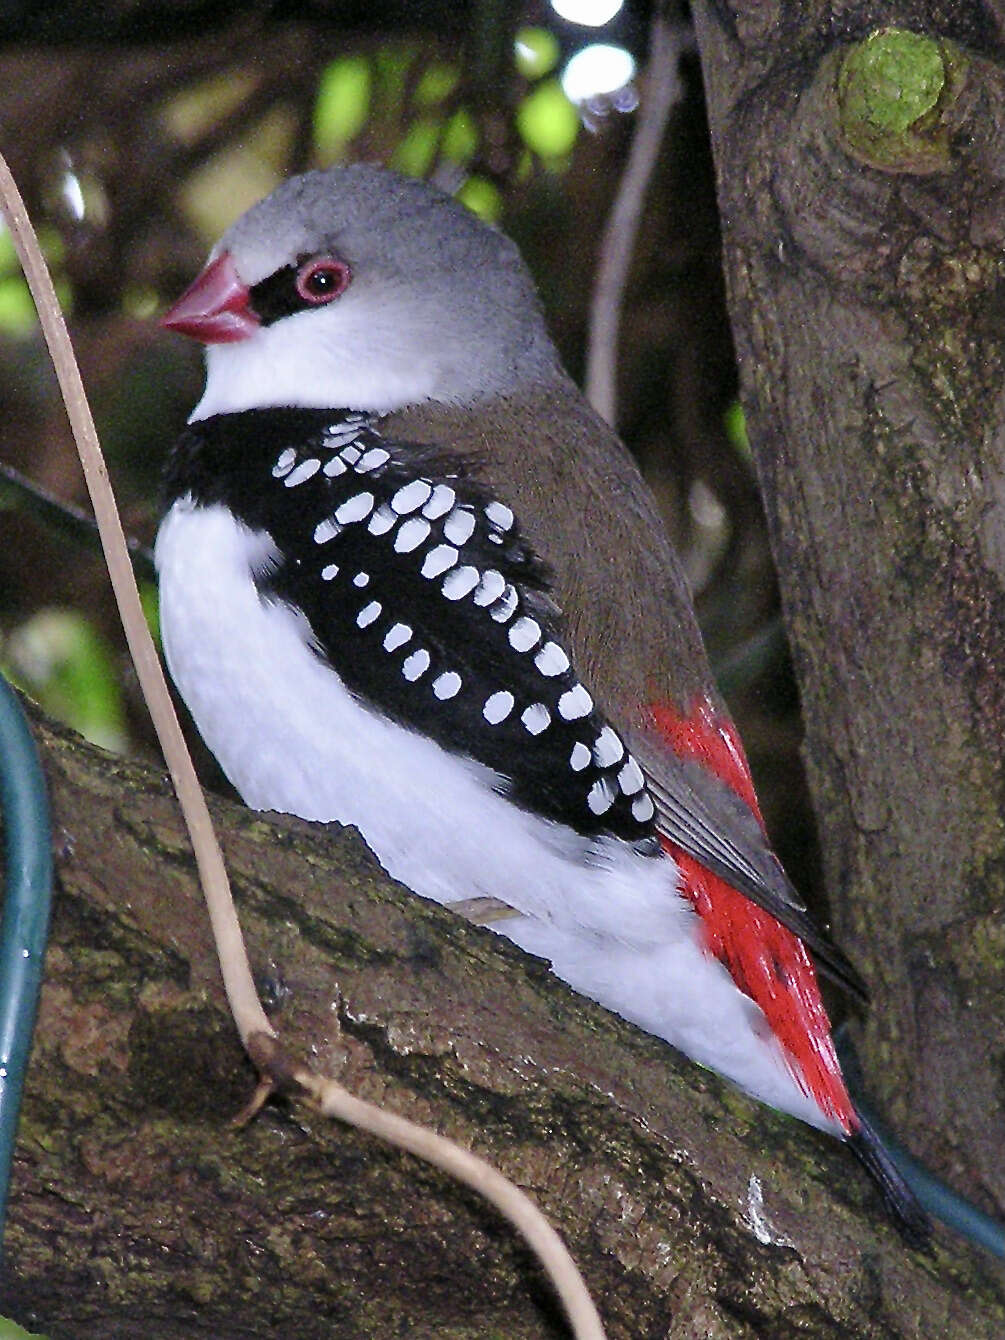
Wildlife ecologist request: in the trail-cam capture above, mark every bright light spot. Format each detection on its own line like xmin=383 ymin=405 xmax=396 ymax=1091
xmin=689 ymin=480 xmax=727 ymax=531
xmin=561 ymin=44 xmax=635 ymax=103
xmin=60 ymin=169 xmax=86 ymax=222
xmin=551 ymin=0 xmax=624 ymax=26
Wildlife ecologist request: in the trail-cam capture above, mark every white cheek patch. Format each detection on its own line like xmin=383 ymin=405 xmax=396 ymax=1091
xmin=192 ymin=299 xmax=446 ymax=421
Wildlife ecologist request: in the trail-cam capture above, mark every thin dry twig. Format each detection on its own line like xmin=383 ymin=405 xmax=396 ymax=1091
xmin=0 ymin=150 xmax=607 ymax=1340
xmin=586 ymin=8 xmax=688 ymax=427
xmin=250 ymin=1033 xmax=608 ymax=1340
xmin=0 ymin=151 xmax=271 ymax=1050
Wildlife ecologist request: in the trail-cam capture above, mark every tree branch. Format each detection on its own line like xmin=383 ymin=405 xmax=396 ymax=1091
xmin=4 ymin=706 xmax=1001 ymax=1337
xmin=692 ymin=0 xmax=1005 ymax=1221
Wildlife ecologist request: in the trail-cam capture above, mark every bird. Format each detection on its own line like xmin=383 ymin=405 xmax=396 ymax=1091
xmin=156 ymin=163 xmax=928 ymax=1243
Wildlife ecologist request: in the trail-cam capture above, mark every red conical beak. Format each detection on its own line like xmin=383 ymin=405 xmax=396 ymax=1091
xmin=160 ymin=251 xmax=259 ymax=344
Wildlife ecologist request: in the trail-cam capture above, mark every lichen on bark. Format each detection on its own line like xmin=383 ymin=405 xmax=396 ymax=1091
xmin=836 ymin=27 xmax=963 ymax=172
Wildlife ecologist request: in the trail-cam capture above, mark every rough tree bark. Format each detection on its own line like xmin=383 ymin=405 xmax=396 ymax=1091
xmin=2 ymin=708 xmax=1002 ymax=1338
xmin=693 ymin=1 xmax=1005 ymax=1224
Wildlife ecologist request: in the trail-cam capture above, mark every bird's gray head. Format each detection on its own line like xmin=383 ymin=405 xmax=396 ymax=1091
xmin=163 ymin=165 xmax=561 ymax=420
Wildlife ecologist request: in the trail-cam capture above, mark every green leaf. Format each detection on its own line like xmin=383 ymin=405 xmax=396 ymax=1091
xmin=0 ymin=276 xmax=36 ymax=334
xmin=314 ymin=56 xmax=372 ymax=161
xmin=0 ymin=227 xmax=17 ymax=276
xmin=456 ymin=175 xmax=502 ymax=222
xmin=391 ymin=117 xmax=441 ymax=176
xmin=414 ymin=61 xmax=459 ymax=107
xmin=441 ymin=109 xmax=477 ymax=164
xmin=516 ymin=79 xmax=579 ymax=160
xmin=515 ymin=27 xmax=560 ymax=80
xmin=161 ymin=71 xmax=258 ymax=147
xmin=0 ymin=1315 xmax=50 ymax=1338
xmin=724 ymin=400 xmax=751 ymax=458
xmin=139 ymin=580 xmax=161 ymax=651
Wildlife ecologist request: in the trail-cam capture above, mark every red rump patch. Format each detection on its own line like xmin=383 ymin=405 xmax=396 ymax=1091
xmin=650 ymin=695 xmax=855 ymax=1132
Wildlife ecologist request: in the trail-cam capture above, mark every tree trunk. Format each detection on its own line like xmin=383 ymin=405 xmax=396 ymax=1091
xmin=693 ymin=1 xmax=1005 ymax=1222
xmin=1 ymin=705 xmax=1001 ymax=1337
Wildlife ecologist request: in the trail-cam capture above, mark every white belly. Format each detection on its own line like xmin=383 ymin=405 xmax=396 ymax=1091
xmin=156 ymin=499 xmax=839 ymax=1132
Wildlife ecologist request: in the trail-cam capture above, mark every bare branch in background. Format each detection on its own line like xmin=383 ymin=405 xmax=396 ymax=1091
xmin=586 ymin=8 xmax=689 ymax=427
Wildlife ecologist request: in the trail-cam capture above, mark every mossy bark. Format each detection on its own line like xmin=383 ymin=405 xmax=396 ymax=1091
xmin=2 ymin=706 xmax=1001 ymax=1337
xmin=693 ymin=1 xmax=1005 ymax=1224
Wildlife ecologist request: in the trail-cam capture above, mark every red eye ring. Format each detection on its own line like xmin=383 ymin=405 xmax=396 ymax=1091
xmin=295 ymin=257 xmax=351 ymax=305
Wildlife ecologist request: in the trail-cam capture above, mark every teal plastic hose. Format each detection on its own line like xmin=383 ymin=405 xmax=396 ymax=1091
xmin=0 ymin=675 xmax=53 ymax=1247
xmin=835 ymin=1023 xmax=1005 ymax=1258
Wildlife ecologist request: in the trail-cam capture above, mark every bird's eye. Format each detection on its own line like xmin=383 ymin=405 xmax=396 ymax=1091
xmin=295 ymin=257 xmax=351 ymax=305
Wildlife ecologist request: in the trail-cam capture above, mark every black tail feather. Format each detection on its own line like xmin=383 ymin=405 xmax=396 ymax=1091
xmin=848 ymin=1110 xmax=933 ymax=1249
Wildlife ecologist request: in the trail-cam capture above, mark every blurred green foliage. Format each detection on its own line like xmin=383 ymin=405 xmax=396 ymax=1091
xmin=2 ymin=609 xmax=127 ymax=753
xmin=516 ymin=79 xmax=579 ymax=159
xmin=0 ymin=225 xmax=69 ymax=334
xmin=314 ymin=55 xmax=372 ymax=160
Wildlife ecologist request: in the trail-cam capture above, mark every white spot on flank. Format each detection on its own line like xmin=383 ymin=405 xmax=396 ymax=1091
xmin=313 ymin=518 xmax=342 ymax=545
xmin=368 ymin=504 xmax=396 ymax=535
xmin=402 ymin=648 xmax=431 ymax=681
xmin=593 ymin=726 xmax=624 ymax=767
xmin=284 ymin=458 xmax=321 ymax=488
xmin=383 ymin=623 xmax=412 ymax=652
xmin=558 ymin=684 xmax=593 ymax=720
xmin=632 ymin=793 xmax=655 ymax=823
xmin=508 ymin=617 xmax=541 ymax=652
xmin=356 ymin=446 xmax=390 ymax=473
xmin=485 ymin=501 xmax=514 ymax=531
xmin=353 ymin=571 xmax=369 ymax=587
xmin=392 ymin=479 xmax=433 ymax=514
xmin=535 ymin=641 xmax=570 ymax=677
xmin=521 ymin=703 xmax=551 ymax=735
xmin=321 ymin=563 xmax=339 ymax=581
xmin=421 ymin=545 xmax=458 ymax=579
xmin=618 ymin=758 xmax=645 ymax=795
xmin=395 ymin=517 xmax=431 ymax=552
xmin=423 ymin=484 xmax=456 ymax=519
xmin=587 ymin=777 xmax=616 ymax=816
xmin=356 ymin=601 xmax=382 ymax=628
xmin=432 ymin=671 xmax=462 ymax=700
xmin=324 ymin=425 xmax=361 ymax=448
xmin=335 ymin=491 xmax=375 ymax=524
xmin=490 ymin=585 xmax=518 ymax=623
xmin=473 ymin=570 xmax=506 ymax=607
xmin=272 ymin=448 xmax=296 ymax=478
xmin=570 ymin=742 xmax=591 ymax=772
xmin=323 ymin=455 xmax=348 ymax=477
xmin=340 ymin=443 xmax=362 ymax=465
xmin=483 ymin=691 xmax=515 ymax=724
xmin=443 ymin=509 xmax=476 ymax=545
xmin=488 ymin=533 xmax=503 ymax=544
xmin=442 ymin=566 xmax=480 ymax=600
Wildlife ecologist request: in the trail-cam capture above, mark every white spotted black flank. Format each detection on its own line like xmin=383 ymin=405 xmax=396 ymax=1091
xmin=163 ymin=406 xmax=657 ymax=844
